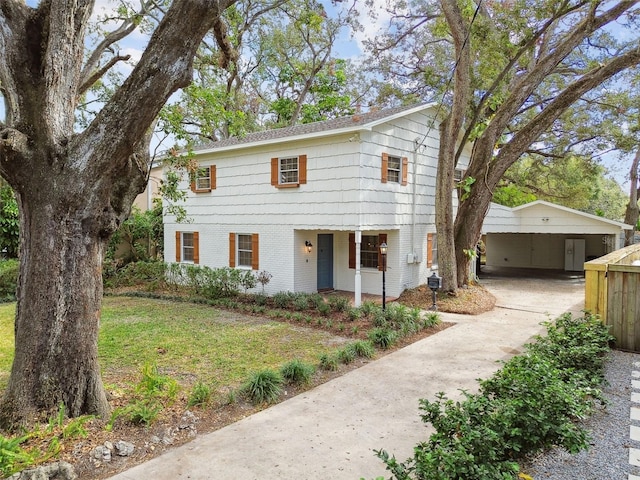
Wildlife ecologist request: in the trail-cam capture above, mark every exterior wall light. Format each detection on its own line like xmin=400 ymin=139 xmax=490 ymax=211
xmin=305 ymin=240 xmax=313 ymax=253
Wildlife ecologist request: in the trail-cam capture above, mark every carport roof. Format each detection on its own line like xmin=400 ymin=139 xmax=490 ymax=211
xmin=483 ymin=200 xmax=632 ymax=235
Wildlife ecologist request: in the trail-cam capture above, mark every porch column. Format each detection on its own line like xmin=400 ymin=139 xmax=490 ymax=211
xmin=354 ymin=230 xmax=362 ymax=307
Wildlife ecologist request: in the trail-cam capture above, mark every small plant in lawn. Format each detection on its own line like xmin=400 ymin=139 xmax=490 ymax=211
xmin=422 ymin=311 xmax=440 ymax=328
xmin=319 ymin=353 xmax=339 ymax=371
xmin=308 ymin=293 xmax=325 ymax=309
xmin=242 ymin=369 xmax=283 ymax=404
xmin=351 ymin=325 xmax=359 ymax=335
xmin=347 ymin=307 xmax=362 ymax=321
xmin=128 ymin=400 xmax=162 ymax=426
xmin=350 ymin=340 xmax=376 ymax=358
xmin=136 ymin=363 xmax=179 ymax=401
xmin=273 ymin=291 xmax=294 ymax=309
xmin=359 ymin=300 xmax=379 ymax=318
xmin=293 ymin=295 xmax=309 ymax=311
xmin=368 ymin=327 xmax=397 ymax=349
xmin=336 ymin=345 xmax=356 ymax=364
xmin=304 ymin=315 xmax=313 ymax=324
xmin=317 ymin=302 xmax=331 ymax=317
xmin=187 ymin=381 xmax=212 ymax=408
xmin=239 ymin=270 xmax=257 ymax=293
xmin=253 ymin=293 xmax=268 ymax=306
xmin=328 ymin=295 xmax=350 ymax=312
xmin=0 ymin=433 xmax=36 ymax=477
xmin=280 ymin=359 xmax=315 ymax=385
xmin=256 ymin=270 xmax=272 ymax=293
xmin=292 ymin=312 xmax=304 ymax=322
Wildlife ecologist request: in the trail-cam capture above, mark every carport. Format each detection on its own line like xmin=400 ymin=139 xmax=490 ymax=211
xmin=481 ymin=200 xmax=632 ymax=272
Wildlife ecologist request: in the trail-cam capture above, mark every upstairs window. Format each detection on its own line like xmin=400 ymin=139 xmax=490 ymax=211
xmin=191 ymin=165 xmax=216 ymax=193
xmin=271 ymin=155 xmax=307 ymax=188
xmin=381 ymin=153 xmax=408 ymax=185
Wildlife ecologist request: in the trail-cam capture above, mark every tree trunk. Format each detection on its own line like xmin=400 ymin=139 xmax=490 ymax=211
xmin=624 ymin=148 xmax=640 ymax=246
xmin=435 ymin=117 xmax=458 ymax=292
xmin=0 ymin=0 xmax=235 ymax=428
xmin=0 ymin=146 xmax=149 ymax=427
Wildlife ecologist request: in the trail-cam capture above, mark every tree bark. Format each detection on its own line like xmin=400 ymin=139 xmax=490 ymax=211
xmin=0 ymin=0 xmax=234 ymax=428
xmin=624 ymin=148 xmax=640 ymax=246
xmin=435 ymin=0 xmax=471 ymax=293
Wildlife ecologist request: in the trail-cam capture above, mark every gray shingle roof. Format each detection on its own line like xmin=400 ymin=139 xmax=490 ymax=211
xmin=193 ymin=103 xmax=432 ymax=152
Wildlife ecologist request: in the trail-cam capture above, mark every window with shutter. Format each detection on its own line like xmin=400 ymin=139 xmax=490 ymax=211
xmin=382 ymin=153 xmax=408 ymax=185
xmin=230 ymin=233 xmax=260 ymax=270
xmin=271 ymin=155 xmax=307 ymax=188
xmin=176 ymin=231 xmax=199 ymax=264
xmin=191 ymin=166 xmax=215 ymax=193
xmin=349 ymin=233 xmax=387 ymax=269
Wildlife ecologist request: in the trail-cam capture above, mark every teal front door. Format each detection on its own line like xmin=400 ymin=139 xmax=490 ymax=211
xmin=317 ymin=234 xmax=333 ymax=291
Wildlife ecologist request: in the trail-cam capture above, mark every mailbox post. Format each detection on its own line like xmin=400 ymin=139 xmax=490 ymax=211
xmin=427 ymin=272 xmax=442 ymax=311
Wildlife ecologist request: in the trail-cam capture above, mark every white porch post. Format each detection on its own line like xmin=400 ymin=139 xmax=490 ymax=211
xmin=355 ymin=230 xmax=362 ymax=307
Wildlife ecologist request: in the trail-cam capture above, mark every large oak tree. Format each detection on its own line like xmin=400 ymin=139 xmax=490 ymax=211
xmin=0 ymin=0 xmax=235 ymax=428
xmin=365 ymin=0 xmax=640 ymax=290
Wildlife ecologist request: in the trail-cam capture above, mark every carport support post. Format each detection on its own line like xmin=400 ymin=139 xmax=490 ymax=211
xmin=354 ymin=230 xmax=362 ymax=307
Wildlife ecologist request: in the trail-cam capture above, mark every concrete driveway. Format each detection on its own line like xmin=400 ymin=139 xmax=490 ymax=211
xmin=108 ymin=270 xmax=585 ymax=480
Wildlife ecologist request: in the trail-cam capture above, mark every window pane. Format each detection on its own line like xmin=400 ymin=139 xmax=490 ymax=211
xmin=279 ymin=157 xmax=299 ymax=184
xmin=388 ymin=155 xmax=401 ymax=183
xmin=238 ymin=234 xmax=253 ymax=267
xmin=196 ymin=168 xmax=211 ymax=190
xmin=182 ymin=233 xmax=194 ymax=262
xmin=361 ymin=235 xmax=379 ymax=269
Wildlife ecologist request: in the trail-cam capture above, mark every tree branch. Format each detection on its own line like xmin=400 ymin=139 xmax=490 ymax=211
xmin=78 ymin=54 xmax=131 ymax=95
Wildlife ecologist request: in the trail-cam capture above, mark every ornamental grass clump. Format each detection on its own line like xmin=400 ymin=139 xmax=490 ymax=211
xmin=374 ymin=313 xmax=611 ymax=480
xmin=242 ymin=369 xmax=283 ymax=404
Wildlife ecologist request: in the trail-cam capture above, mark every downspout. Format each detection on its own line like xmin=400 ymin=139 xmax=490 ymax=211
xmin=411 ymin=138 xmax=421 ymax=263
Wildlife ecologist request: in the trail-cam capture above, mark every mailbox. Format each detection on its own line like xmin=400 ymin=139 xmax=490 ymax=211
xmin=427 ymin=272 xmax=442 ymax=291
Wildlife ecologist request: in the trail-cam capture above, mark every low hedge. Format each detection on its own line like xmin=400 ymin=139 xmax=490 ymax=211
xmin=374 ymin=313 xmax=613 ymax=480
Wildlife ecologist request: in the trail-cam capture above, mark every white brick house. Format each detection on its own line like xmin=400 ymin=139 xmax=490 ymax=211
xmin=164 ymin=103 xmax=465 ymax=305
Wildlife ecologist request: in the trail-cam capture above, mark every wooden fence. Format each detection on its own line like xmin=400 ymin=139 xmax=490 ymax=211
xmin=585 ymin=243 xmax=640 ymax=352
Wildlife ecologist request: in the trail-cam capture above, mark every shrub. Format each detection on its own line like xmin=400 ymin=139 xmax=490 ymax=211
xmin=328 ymin=295 xmax=350 ymax=312
xmin=422 ymin=311 xmax=441 ymax=328
xmin=350 ymin=340 xmax=376 ymax=359
xmin=368 ymin=328 xmax=397 ymax=349
xmin=375 ymin=313 xmax=612 ymax=479
xmin=256 ymin=270 xmax=272 ymax=293
xmin=239 ymin=270 xmax=257 ymax=293
xmin=336 ymin=345 xmax=356 ymax=364
xmin=347 ymin=307 xmax=362 ymax=321
xmin=359 ymin=300 xmax=380 ymax=318
xmin=280 ymin=359 xmax=315 ymax=385
xmin=319 ymin=353 xmax=339 ymax=371
xmin=293 ymin=295 xmax=309 ymax=311
xmin=187 ymin=382 xmax=212 ymax=408
xmin=317 ymin=302 xmax=331 ymax=317
xmin=0 ymin=433 xmax=35 ymax=477
xmin=273 ymin=291 xmax=295 ymax=309
xmin=307 ymin=293 xmax=325 ymax=310
xmin=0 ymin=259 xmax=19 ymax=301
xmin=242 ymin=369 xmax=283 ymax=404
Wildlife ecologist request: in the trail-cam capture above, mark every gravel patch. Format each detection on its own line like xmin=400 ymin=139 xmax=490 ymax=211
xmin=521 ymin=349 xmax=638 ymax=479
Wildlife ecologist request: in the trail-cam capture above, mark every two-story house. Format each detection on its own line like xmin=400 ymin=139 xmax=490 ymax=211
xmin=163 ymin=103 xmax=463 ymax=305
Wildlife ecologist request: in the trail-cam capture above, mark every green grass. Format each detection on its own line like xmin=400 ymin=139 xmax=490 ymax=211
xmin=0 ymin=303 xmax=14 ymax=390
xmin=1 ymin=297 xmax=341 ymax=393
